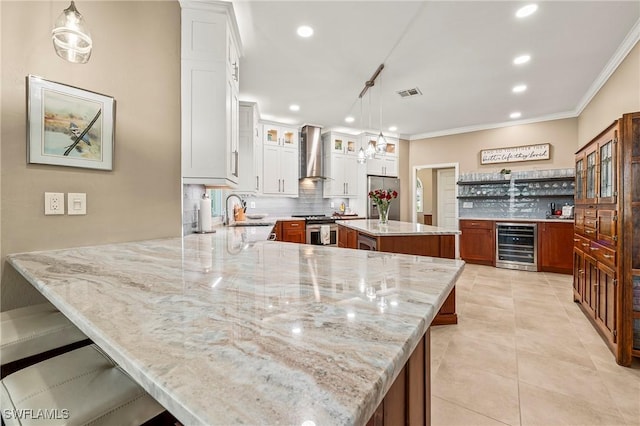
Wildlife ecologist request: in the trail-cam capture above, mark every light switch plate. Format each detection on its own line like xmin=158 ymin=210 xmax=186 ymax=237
xmin=67 ymin=193 xmax=87 ymax=215
xmin=44 ymin=192 xmax=65 ymax=215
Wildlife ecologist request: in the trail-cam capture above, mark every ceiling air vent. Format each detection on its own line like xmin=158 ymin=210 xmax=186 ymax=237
xmin=397 ymin=87 xmax=423 ymax=98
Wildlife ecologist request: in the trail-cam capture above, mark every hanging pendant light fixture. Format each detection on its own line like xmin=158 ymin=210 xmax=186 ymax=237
xmin=376 ymin=71 xmax=388 ymax=155
xmin=52 ymin=1 xmax=93 ymax=64
xmin=357 ymin=97 xmax=367 ymax=164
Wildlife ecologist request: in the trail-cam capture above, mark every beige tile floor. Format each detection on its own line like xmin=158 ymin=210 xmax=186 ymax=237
xmin=431 ymin=264 xmax=640 ymax=426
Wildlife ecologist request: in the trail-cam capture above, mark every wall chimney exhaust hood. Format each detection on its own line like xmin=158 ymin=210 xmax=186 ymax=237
xmin=299 ymin=125 xmax=328 ymax=180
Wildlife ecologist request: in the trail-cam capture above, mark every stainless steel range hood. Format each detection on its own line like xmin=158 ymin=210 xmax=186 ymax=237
xmin=299 ymin=125 xmax=328 ymax=180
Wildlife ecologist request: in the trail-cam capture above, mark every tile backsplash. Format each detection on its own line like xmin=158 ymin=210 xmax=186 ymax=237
xmin=458 ymin=168 xmax=575 ymax=220
xmin=182 ymin=180 xmax=349 ymax=235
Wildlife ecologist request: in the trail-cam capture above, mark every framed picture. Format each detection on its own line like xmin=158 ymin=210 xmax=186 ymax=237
xmin=26 ymin=75 xmax=115 ymax=170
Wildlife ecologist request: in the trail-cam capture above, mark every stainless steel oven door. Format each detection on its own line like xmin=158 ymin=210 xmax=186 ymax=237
xmin=306 ymin=224 xmax=338 ymax=246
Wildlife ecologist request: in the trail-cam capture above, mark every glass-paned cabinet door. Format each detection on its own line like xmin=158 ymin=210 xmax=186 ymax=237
xmin=586 ymin=149 xmax=597 ymax=201
xmin=384 ymin=139 xmax=398 ymax=156
xmin=330 ymin=135 xmax=344 ymax=154
xmin=264 ymin=125 xmax=280 ymax=146
xmin=282 ymin=128 xmax=298 ymax=147
xmin=599 ymin=138 xmax=616 ymax=203
xmin=575 ymin=157 xmax=585 ymax=201
xmin=346 ymin=138 xmax=357 ymax=155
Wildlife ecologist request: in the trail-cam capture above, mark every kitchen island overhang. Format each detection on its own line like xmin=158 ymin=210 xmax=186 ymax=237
xmin=6 ymin=227 xmax=464 ymax=425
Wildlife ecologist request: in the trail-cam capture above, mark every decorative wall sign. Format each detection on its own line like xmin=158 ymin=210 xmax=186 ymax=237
xmin=27 ymin=75 xmax=115 ymax=170
xmin=480 ymin=143 xmax=550 ymax=165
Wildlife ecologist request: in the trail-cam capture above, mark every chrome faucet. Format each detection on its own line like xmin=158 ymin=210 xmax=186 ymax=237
xmin=225 ymin=194 xmax=244 ymax=226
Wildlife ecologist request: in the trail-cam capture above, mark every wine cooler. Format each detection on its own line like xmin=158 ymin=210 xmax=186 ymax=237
xmin=495 ymin=223 xmax=538 ymax=271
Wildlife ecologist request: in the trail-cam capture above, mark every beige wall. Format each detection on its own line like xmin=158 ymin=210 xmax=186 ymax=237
xmin=1 ymin=1 xmax=182 ymax=310
xmin=578 ymin=42 xmax=640 ymax=146
xmin=409 ymin=118 xmax=578 ymax=177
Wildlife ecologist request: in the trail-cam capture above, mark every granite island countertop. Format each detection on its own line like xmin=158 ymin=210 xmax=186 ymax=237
xmin=7 ymin=227 xmax=464 ymax=426
xmin=337 ymin=219 xmax=461 ymax=236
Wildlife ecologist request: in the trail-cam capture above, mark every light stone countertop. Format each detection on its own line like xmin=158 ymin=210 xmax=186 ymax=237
xmin=459 ymin=217 xmax=575 ymax=223
xmin=337 ymin=219 xmax=461 ymax=236
xmin=7 ymin=227 xmax=464 ymax=426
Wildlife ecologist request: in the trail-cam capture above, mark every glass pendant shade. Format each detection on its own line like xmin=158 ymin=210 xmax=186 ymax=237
xmin=52 ymin=1 xmax=92 ymax=64
xmin=376 ymin=131 xmax=387 ymax=154
xmin=357 ymin=147 xmax=366 ymax=164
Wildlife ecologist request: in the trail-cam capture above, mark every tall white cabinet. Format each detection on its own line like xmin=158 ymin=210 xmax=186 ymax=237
xmin=180 ymin=1 xmax=242 ymax=186
xmin=323 ymin=132 xmax=359 ymax=198
xmin=234 ymin=101 xmax=262 ymax=194
xmin=262 ymin=123 xmax=299 ymax=196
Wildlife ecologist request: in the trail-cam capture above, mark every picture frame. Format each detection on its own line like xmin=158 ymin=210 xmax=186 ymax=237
xmin=26 ymin=75 xmax=115 ymax=170
xmin=480 ymin=143 xmax=550 ymax=165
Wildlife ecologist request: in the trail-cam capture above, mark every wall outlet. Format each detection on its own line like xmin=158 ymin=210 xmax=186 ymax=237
xmin=330 ymin=202 xmax=335 ymax=208
xmin=250 ymin=201 xmax=256 ymax=209
xmin=67 ymin=193 xmax=87 ymax=215
xmin=462 ymin=201 xmax=473 ymax=209
xmin=44 ymin=192 xmax=65 ymax=215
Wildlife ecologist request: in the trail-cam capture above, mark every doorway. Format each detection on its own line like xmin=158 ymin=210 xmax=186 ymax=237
xmin=412 ymin=163 xmax=459 ymax=256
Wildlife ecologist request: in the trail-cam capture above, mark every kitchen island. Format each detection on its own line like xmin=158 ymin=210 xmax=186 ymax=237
xmin=337 ymin=219 xmax=461 ymax=325
xmin=7 ymin=227 xmax=464 ymax=425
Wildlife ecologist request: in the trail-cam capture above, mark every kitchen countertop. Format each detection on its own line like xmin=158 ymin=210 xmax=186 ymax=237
xmin=7 ymin=227 xmax=464 ymax=425
xmin=459 ymin=217 xmax=574 ymax=223
xmin=337 ymin=219 xmax=461 ymax=236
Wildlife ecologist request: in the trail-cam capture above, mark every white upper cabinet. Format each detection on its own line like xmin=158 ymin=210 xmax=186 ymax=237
xmin=263 ymin=124 xmax=299 ymax=148
xmin=261 ymin=122 xmax=299 ymax=197
xmin=180 ymin=1 xmax=242 ymax=186
xmin=323 ymin=132 xmax=359 ymax=198
xmin=233 ymin=102 xmax=262 ymax=194
xmin=328 ymin=133 xmax=358 ymax=156
xmin=363 ymin=133 xmax=399 ymax=177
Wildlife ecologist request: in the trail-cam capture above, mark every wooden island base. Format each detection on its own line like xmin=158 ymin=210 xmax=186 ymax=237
xmin=367 ymin=329 xmax=431 ymax=426
xmin=377 ymin=234 xmax=458 ymax=326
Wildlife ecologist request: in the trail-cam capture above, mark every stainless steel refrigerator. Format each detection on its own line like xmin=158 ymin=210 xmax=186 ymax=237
xmin=367 ymin=175 xmax=401 ymax=220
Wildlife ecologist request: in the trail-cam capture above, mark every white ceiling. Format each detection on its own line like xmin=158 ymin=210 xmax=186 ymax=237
xmin=233 ymin=1 xmax=640 ymax=140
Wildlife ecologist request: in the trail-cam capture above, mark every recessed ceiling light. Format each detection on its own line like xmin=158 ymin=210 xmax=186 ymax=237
xmin=289 ymin=104 xmax=300 ymax=112
xmin=297 ymin=25 xmax=313 ymax=38
xmin=388 ymin=126 xmax=397 ymax=132
xmin=516 ymin=4 xmax=538 ymax=18
xmin=512 ymin=84 xmax=527 ymax=93
xmin=510 ymin=112 xmax=522 ymax=119
xmin=345 ymin=116 xmax=355 ymax=123
xmin=513 ymin=54 xmax=531 ymax=65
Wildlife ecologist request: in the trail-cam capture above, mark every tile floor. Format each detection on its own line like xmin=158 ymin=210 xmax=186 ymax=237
xmin=430 ymin=264 xmax=640 ymax=426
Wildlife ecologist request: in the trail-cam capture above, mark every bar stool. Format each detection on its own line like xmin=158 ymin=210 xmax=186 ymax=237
xmin=1 ymin=303 xmax=89 ymax=377
xmin=0 ymin=344 xmax=166 ymax=426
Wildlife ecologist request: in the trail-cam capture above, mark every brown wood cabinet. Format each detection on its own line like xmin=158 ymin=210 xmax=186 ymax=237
xmin=338 ymin=225 xmax=357 ymax=249
xmin=280 ymin=220 xmax=305 ymax=243
xmin=538 ymin=221 xmax=574 ymax=274
xmin=573 ymin=111 xmax=640 ymax=366
xmin=459 ymin=220 xmax=495 ymax=266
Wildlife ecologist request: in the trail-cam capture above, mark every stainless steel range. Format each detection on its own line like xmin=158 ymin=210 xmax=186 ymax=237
xmin=292 ymin=215 xmax=338 ymax=246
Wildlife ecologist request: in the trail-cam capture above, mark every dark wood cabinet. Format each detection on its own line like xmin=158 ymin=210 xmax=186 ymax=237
xmin=538 ymin=221 xmax=574 ymax=274
xmin=338 ymin=225 xmax=357 ymax=249
xmin=459 ymin=220 xmax=495 ymax=266
xmin=573 ymin=111 xmax=640 ymax=366
xmin=281 ymin=220 xmax=305 ymax=243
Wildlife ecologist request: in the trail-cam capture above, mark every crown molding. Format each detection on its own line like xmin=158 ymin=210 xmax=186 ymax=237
xmin=575 ymin=17 xmax=640 ymax=115
xmin=408 ymin=110 xmax=577 ymax=141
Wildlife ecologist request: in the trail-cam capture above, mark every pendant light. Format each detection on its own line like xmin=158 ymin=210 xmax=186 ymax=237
xmin=365 ymin=90 xmax=376 ymax=158
xmin=52 ymin=1 xmax=93 ymax=64
xmin=376 ymin=71 xmax=388 ymax=154
xmin=357 ymin=97 xmax=367 ymax=164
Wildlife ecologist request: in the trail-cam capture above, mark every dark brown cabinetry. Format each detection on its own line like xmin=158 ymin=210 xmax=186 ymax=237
xmin=459 ymin=220 xmax=495 ymax=266
xmin=272 ymin=220 xmax=306 ymax=243
xmin=537 ymin=222 xmax=574 ymax=274
xmin=338 ymin=225 xmax=357 ymax=249
xmin=281 ymin=220 xmax=305 ymax=243
xmin=573 ymin=111 xmax=639 ymax=366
